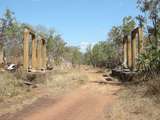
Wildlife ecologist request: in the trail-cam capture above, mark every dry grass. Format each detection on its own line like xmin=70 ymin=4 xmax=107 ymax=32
xmin=0 ymin=72 xmax=25 ymax=99
xmin=0 ymin=69 xmax=47 ymax=101
xmin=45 ymin=68 xmax=88 ymax=95
xmin=0 ymin=71 xmax=36 ymax=115
xmin=0 ymin=67 xmax=89 ymax=116
xmin=0 ymin=67 xmax=88 ymax=100
xmin=106 ymin=82 xmax=160 ymax=120
xmin=105 ymin=71 xmax=160 ymax=120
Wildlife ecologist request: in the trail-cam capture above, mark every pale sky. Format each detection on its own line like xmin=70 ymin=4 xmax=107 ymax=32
xmin=0 ymin=0 xmax=140 ymax=51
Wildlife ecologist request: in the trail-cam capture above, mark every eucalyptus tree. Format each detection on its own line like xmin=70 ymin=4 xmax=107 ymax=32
xmin=137 ymin=0 xmax=160 ymax=48
xmin=122 ymin=16 xmax=136 ymax=36
xmin=0 ymin=9 xmax=23 ymax=63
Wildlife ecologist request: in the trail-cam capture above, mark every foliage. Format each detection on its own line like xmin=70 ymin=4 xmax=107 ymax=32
xmin=0 ymin=9 xmax=83 ymax=66
xmin=108 ymin=26 xmax=122 ymax=47
xmin=64 ymin=46 xmax=83 ymax=66
xmin=136 ymin=0 xmax=160 ymax=80
xmin=47 ymin=34 xmax=66 ymax=65
xmin=70 ymin=47 xmax=82 ymax=65
xmin=0 ymin=9 xmax=24 ymax=63
xmin=137 ymin=44 xmax=160 ymax=72
xmin=122 ymin=16 xmax=136 ymax=36
xmin=83 ymin=16 xmax=136 ymax=68
xmin=108 ymin=16 xmax=135 ymax=46
xmin=84 ymin=45 xmax=93 ymax=65
xmin=84 ymin=41 xmax=118 ymax=68
xmin=137 ymin=0 xmax=160 ymax=48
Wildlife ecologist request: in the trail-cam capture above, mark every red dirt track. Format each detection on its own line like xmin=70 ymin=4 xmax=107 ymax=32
xmin=0 ymin=68 xmax=121 ymax=120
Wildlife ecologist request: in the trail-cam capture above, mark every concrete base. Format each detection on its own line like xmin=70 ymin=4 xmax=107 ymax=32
xmin=111 ymin=69 xmax=137 ymax=82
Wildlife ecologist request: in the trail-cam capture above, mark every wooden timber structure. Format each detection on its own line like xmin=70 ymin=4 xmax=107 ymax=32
xmin=23 ymin=28 xmax=47 ymax=72
xmin=123 ymin=27 xmax=143 ymax=71
xmin=112 ymin=27 xmax=143 ymax=81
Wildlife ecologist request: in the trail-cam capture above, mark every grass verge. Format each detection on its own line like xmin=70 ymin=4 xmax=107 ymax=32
xmin=105 ymin=80 xmax=160 ymax=120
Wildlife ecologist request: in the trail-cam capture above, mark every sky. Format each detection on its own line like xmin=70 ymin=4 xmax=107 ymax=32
xmin=0 ymin=0 xmax=140 ymax=51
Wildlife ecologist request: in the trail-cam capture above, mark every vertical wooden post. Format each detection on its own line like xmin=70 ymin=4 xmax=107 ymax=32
xmin=131 ymin=33 xmax=137 ymax=71
xmin=44 ymin=44 xmax=47 ymax=69
xmin=123 ymin=37 xmax=127 ymax=68
xmin=31 ymin=35 xmax=37 ymax=70
xmin=127 ymin=36 xmax=132 ymax=69
xmin=23 ymin=28 xmax=29 ymax=70
xmin=138 ymin=27 xmax=143 ymax=54
xmin=37 ymin=38 xmax=42 ymax=70
xmin=42 ymin=39 xmax=47 ymax=70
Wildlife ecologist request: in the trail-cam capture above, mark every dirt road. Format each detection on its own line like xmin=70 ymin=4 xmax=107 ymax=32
xmin=1 ymin=68 xmax=121 ymax=120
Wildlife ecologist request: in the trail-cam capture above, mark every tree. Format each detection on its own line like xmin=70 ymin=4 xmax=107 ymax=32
xmin=71 ymin=47 xmax=82 ymax=66
xmin=84 ymin=41 xmax=117 ymax=68
xmin=0 ymin=9 xmax=23 ymax=64
xmin=107 ymin=16 xmax=136 ymax=65
xmin=64 ymin=46 xmax=82 ymax=65
xmin=47 ymin=33 xmax=66 ymax=65
xmin=107 ymin=26 xmax=123 ymax=63
xmin=137 ymin=0 xmax=160 ymax=48
xmin=84 ymin=45 xmax=92 ymax=65
xmin=122 ymin=16 xmax=136 ymax=36
xmin=108 ymin=16 xmax=136 ymax=47
xmin=108 ymin=26 xmax=122 ymax=47
xmin=136 ymin=15 xmax=145 ymax=28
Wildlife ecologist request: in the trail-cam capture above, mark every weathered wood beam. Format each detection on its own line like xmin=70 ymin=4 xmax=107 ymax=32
xmin=41 ymin=39 xmax=47 ymax=70
xmin=127 ymin=36 xmax=132 ymax=69
xmin=23 ymin=28 xmax=30 ymax=70
xmin=37 ymin=38 xmax=42 ymax=70
xmin=123 ymin=36 xmax=128 ymax=68
xmin=31 ymin=34 xmax=37 ymax=70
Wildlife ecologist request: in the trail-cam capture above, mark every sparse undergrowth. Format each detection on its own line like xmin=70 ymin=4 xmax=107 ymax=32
xmin=0 ymin=72 xmax=25 ymax=100
xmin=0 ymin=68 xmax=88 ymax=100
xmin=0 ymin=67 xmax=88 ymax=116
xmin=45 ymin=68 xmax=88 ymax=95
xmin=0 ymin=69 xmax=46 ymax=101
xmin=106 ymin=77 xmax=160 ymax=120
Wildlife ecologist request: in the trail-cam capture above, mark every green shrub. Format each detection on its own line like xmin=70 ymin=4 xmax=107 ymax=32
xmin=137 ymin=45 xmax=160 ymax=72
